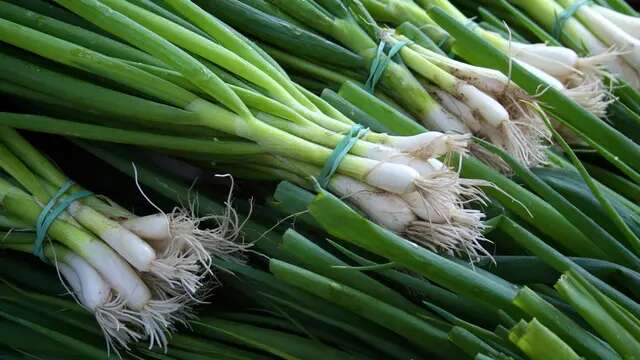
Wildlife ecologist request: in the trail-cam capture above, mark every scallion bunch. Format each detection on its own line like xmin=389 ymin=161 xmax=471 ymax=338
xmin=0 ymin=128 xmax=244 ymax=350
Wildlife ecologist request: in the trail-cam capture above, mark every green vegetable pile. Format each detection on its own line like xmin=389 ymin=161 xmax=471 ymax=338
xmin=2 ymin=0 xmax=640 ymax=359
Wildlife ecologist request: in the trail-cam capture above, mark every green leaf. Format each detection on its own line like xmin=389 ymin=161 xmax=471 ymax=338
xmin=460 ymin=156 xmax=607 ymax=260
xmin=192 ymin=317 xmax=361 ymax=360
xmin=0 ymin=300 xmax=106 ymax=359
xmin=269 ymin=259 xmax=465 ymax=358
xmin=555 ymin=271 xmax=640 ymax=358
xmin=497 ymin=217 xmax=640 ymax=320
xmin=328 ymin=239 xmax=501 ymax=328
xmin=279 ymin=229 xmax=433 ymax=318
xmin=169 ymin=334 xmax=273 ymax=360
xmin=477 ymin=138 xmax=640 ymax=268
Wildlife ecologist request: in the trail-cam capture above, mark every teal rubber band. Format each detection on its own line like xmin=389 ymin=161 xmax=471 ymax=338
xmin=34 ymin=180 xmax=92 ymax=262
xmin=364 ymin=41 xmax=386 ymax=93
xmin=552 ymin=0 xmax=591 ymax=40
xmin=317 ymin=124 xmax=368 ymax=188
xmin=364 ymin=40 xmax=409 ymax=93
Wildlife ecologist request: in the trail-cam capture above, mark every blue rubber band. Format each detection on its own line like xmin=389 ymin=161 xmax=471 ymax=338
xmin=364 ymin=40 xmax=409 ymax=93
xmin=317 ymin=124 xmax=368 ymax=188
xmin=34 ymin=180 xmax=92 ymax=262
xmin=552 ymin=0 xmax=591 ymax=40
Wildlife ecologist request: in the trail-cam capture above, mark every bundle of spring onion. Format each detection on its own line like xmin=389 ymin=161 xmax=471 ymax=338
xmin=0 ymin=128 xmax=244 ymax=350
xmin=359 ymin=0 xmax=614 ymax=117
xmin=214 ymin=0 xmax=551 ymax=167
xmin=481 ymin=0 xmax=640 ymax=89
xmin=0 ymin=0 xmax=498 ymax=257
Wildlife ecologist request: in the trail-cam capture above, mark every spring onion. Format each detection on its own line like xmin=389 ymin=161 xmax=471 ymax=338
xmin=364 ymin=0 xmax=612 ymax=115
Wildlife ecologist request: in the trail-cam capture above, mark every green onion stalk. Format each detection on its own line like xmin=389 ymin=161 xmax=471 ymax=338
xmin=376 ymin=0 xmax=613 ymax=117
xmin=0 ymin=1 xmax=494 ymax=255
xmin=554 ymin=269 xmax=640 ymax=357
xmin=506 ymin=0 xmax=640 ymax=89
xmin=0 ymin=129 xmax=247 ymax=350
xmin=263 ymin=0 xmax=552 ymax=166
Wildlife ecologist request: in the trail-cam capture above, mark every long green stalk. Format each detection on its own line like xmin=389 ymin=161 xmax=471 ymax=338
xmin=336 ymin=81 xmax=427 ymax=135
xmin=96 ymin=0 xmax=364 ymax=138
xmin=449 ymin=326 xmax=511 ymax=358
xmin=192 ymin=317 xmax=361 ymax=360
xmin=209 ymin=260 xmax=426 ymax=360
xmin=493 ymin=0 xmax=561 ymax=46
xmin=0 ymin=51 xmax=200 ymax=128
xmin=326 ymin=238 xmax=500 ymax=328
xmin=4 ymin=0 xmax=108 ymax=36
xmin=478 ymin=138 xmax=640 ymax=268
xmin=0 ymin=18 xmax=198 ymax=108
xmin=461 ymin=156 xmax=607 ymax=259
xmin=584 ymin=163 xmax=640 ymax=203
xmin=555 ymin=271 xmax=640 ymax=358
xmin=0 ymin=301 xmax=106 ymax=359
xmin=94 ymin=0 xmax=297 ymax=109
xmin=0 ymin=142 xmax=49 ymax=202
xmin=544 ymin=112 xmax=640 ymax=255
xmin=512 ymin=287 xmax=618 ymax=359
xmin=320 ymin=89 xmax=392 ymax=133
xmin=479 ymin=255 xmax=640 ymax=297
xmin=55 ymin=0 xmax=251 ymax=120
xmin=0 ymin=113 xmax=261 ymax=156
xmin=163 ymin=0 xmax=315 ymax=109
xmin=107 ymin=58 xmax=369 ymax=143
xmin=262 ymin=44 xmax=362 ymax=86
xmin=49 ymin=0 xmax=405 ymax=185
xmin=130 ymin=0 xmax=210 ymax=38
xmin=0 ymin=0 xmax=163 ymax=66
xmin=497 ymin=216 xmax=640 ymax=319
xmin=269 ymin=259 xmax=466 ymax=358
xmin=278 ymin=229 xmax=437 ymax=319
xmin=198 ymin=0 xmax=363 ymax=68
xmin=396 ymin=21 xmax=447 ymax=55
xmin=0 ymin=34 xmax=381 ymax=187
xmin=360 ymin=0 xmax=452 ymax=48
